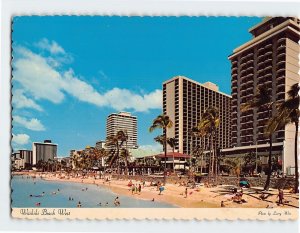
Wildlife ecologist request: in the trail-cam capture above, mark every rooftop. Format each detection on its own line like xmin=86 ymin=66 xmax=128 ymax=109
xmin=163 ymin=75 xmax=231 ymax=98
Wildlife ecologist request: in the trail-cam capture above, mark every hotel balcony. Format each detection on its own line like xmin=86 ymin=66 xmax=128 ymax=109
xmin=277 ymin=86 xmax=285 ymax=94
xmin=240 ymin=73 xmax=248 ymax=81
xmin=277 ymin=74 xmax=285 ymax=80
xmin=276 ymin=67 xmax=285 ymax=74
xmin=277 ymin=37 xmax=286 ymax=44
xmin=277 ymin=51 xmax=286 ymax=59
xmin=246 ymin=65 xmax=254 ymax=71
xmin=246 ymin=59 xmax=254 ymax=64
xmin=277 ymin=80 xmax=285 ymax=88
xmin=257 ymin=60 xmax=265 ymax=67
xmin=277 ymin=59 xmax=286 ymax=66
xmin=264 ymin=64 xmax=273 ymax=72
xmin=232 ymin=60 xmax=238 ymax=65
xmin=257 ymin=53 xmax=265 ymax=61
xmin=257 ymin=47 xmax=264 ymax=54
xmin=276 ymin=93 xmax=285 ymax=101
xmin=246 ymin=51 xmax=254 ymax=57
xmin=240 ymin=55 xmax=248 ymax=63
xmin=264 ymin=51 xmax=273 ymax=57
xmin=240 ymin=62 xmax=248 ymax=69
xmin=264 ymin=43 xmax=272 ymax=49
xmin=264 ymin=58 xmax=273 ymax=65
xmin=277 ymin=44 xmax=286 ymax=51
xmin=232 ymin=66 xmax=238 ymax=72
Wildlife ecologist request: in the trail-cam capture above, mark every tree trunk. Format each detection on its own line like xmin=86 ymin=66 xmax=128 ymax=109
xmin=215 ymin=150 xmax=218 ymax=184
xmin=264 ymin=135 xmax=272 ymax=191
xmin=200 ymin=138 xmax=204 ymax=175
xmin=163 ymin=129 xmax=167 ymax=185
xmin=172 ymin=147 xmax=175 ymax=173
xmin=211 ymin=134 xmax=214 ymax=176
xmin=124 ymin=143 xmax=128 ymax=176
xmin=208 ymin=134 xmax=213 ymax=183
xmin=116 ymin=144 xmax=120 ymax=176
xmin=294 ymin=121 xmax=299 ymax=193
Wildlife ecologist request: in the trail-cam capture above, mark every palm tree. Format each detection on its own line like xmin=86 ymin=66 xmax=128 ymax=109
xmin=167 ymin=137 xmax=177 ymax=173
xmin=119 ymin=130 xmax=129 ymax=175
xmin=70 ymin=152 xmax=81 ymax=172
xmin=224 ymin=157 xmax=241 ymax=179
xmin=198 ymin=107 xmax=220 ymax=180
xmin=267 ymin=83 xmax=299 ymax=193
xmin=105 ymin=130 xmax=127 ymax=175
xmin=242 ymin=85 xmax=273 ymax=190
xmin=94 ymin=148 xmax=107 ymax=169
xmin=191 ymin=126 xmax=207 ymax=175
xmin=149 ymin=114 xmax=173 ymax=184
xmin=120 ymin=148 xmax=130 ymax=174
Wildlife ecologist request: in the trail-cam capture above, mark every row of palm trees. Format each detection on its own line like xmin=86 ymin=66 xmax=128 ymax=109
xmin=36 ymin=158 xmax=67 ymax=172
xmin=70 ymin=147 xmax=107 ymax=172
xmin=149 ymin=108 xmax=220 ymax=184
xmin=148 ymin=83 xmax=299 ymax=193
xmin=242 ymin=84 xmax=299 ymax=193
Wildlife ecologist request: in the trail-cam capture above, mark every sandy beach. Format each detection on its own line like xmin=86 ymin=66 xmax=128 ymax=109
xmin=15 ymin=172 xmax=299 ymax=208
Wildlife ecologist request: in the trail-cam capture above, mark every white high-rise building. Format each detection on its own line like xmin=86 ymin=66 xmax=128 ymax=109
xmin=32 ymin=140 xmax=57 ymax=165
xmin=106 ymin=112 xmax=138 ymax=149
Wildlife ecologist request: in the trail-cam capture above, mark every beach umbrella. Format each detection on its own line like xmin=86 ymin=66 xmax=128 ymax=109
xmin=159 ymin=186 xmax=165 ymax=192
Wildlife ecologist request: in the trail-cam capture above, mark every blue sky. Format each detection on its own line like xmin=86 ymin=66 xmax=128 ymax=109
xmin=12 ymin=16 xmax=261 ymax=156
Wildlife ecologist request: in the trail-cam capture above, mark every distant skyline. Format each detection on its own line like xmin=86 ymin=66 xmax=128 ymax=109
xmin=12 ymin=16 xmax=262 ymax=156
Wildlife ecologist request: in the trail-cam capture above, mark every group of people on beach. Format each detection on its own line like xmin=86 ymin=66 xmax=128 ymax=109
xmin=128 ymin=181 xmax=142 ymax=195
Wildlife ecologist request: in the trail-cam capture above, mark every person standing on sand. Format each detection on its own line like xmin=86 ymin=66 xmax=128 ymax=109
xmin=138 ymin=184 xmax=142 ymax=194
xmin=278 ymin=189 xmax=284 ymax=206
xmin=131 ymin=184 xmax=135 ymax=195
xmin=221 ymin=201 xmax=225 ymax=207
xmin=185 ymin=188 xmax=188 ymax=198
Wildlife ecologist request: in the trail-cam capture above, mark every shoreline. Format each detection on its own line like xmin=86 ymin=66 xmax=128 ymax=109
xmin=13 ymin=172 xmax=299 ymax=208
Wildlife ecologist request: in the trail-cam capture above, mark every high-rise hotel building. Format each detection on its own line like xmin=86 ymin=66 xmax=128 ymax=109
xmin=225 ymin=17 xmax=300 ymax=174
xmin=106 ymin=112 xmax=138 ymax=149
xmin=32 ymin=140 xmax=58 ymax=165
xmin=163 ymin=76 xmax=231 ymax=155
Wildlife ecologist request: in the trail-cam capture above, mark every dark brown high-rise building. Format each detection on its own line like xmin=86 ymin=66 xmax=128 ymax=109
xmin=225 ymin=17 xmax=300 ymax=174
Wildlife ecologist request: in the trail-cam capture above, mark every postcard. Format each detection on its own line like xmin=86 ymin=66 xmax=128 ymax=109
xmin=11 ymin=16 xmax=299 ymax=220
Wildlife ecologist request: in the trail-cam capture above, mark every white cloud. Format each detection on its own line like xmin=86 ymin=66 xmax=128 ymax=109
xmin=14 ymin=46 xmax=65 ymax=103
xmin=13 ymin=43 xmax=162 ymax=112
xmin=36 ymin=38 xmax=65 ymax=55
xmin=12 ymin=133 xmax=30 ymax=145
xmin=12 ymin=89 xmax=43 ymax=111
xmin=139 ymin=144 xmax=163 ymax=152
xmin=13 ymin=115 xmax=45 ymax=131
xmin=103 ymin=88 xmax=162 ymax=112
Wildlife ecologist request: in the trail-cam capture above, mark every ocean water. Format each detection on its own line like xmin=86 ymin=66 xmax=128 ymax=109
xmin=11 ymin=176 xmax=175 ymax=208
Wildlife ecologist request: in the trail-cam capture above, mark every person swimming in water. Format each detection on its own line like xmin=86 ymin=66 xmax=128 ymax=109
xmin=105 ymin=202 xmax=109 ymax=206
xmin=98 ymin=202 xmax=102 ymax=206
xmin=77 ymin=201 xmax=82 ymax=208
xmin=114 ymin=197 xmax=120 ymax=206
